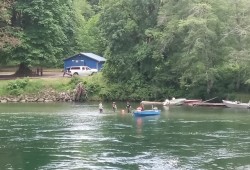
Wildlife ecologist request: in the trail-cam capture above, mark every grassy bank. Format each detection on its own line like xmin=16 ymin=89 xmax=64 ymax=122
xmin=0 ymin=78 xmax=68 ymax=96
xmin=0 ymin=73 xmax=106 ymax=101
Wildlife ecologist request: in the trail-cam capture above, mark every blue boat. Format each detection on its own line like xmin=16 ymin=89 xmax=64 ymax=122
xmin=133 ymin=109 xmax=161 ymax=117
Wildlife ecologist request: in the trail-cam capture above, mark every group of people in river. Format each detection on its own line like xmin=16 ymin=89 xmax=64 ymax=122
xmin=98 ymin=101 xmax=144 ymax=113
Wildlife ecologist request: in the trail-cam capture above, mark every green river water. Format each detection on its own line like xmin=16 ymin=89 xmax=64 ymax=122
xmin=0 ymin=102 xmax=250 ymax=170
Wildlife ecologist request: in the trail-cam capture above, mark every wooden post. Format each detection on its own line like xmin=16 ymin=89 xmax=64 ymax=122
xmin=37 ymin=68 xmax=40 ymax=75
xmin=40 ymin=67 xmax=43 ymax=76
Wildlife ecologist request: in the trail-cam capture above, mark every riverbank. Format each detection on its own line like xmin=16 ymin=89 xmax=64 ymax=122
xmin=0 ymin=74 xmax=104 ymax=103
xmin=1 ymin=73 xmax=250 ymax=103
xmin=0 ymin=72 xmax=155 ymax=102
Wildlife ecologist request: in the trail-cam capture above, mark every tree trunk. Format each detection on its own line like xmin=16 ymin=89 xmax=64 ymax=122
xmin=74 ymin=83 xmax=87 ymax=101
xmin=14 ymin=63 xmax=33 ymax=77
xmin=236 ymin=72 xmax=241 ymax=90
xmin=40 ymin=67 xmax=43 ymax=76
xmin=207 ymin=79 xmax=213 ymax=94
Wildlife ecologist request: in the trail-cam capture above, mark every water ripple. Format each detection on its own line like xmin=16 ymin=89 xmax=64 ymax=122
xmin=1 ymin=103 xmax=250 ymax=170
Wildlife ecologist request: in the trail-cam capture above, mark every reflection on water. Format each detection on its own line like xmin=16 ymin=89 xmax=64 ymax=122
xmin=0 ymin=102 xmax=250 ymax=169
xmin=136 ymin=117 xmax=143 ymax=136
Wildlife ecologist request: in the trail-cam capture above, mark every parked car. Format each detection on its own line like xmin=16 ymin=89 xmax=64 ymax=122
xmin=66 ymin=66 xmax=98 ymax=76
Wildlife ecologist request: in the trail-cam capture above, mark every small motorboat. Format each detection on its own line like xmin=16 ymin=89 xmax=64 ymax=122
xmin=133 ymin=109 xmax=161 ymax=117
xmin=222 ymin=100 xmax=250 ymax=109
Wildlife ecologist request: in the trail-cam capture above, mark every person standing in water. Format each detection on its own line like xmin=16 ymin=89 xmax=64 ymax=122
xmin=126 ymin=101 xmax=131 ymax=113
xmin=99 ymin=101 xmax=103 ymax=113
xmin=112 ymin=102 xmax=117 ymax=112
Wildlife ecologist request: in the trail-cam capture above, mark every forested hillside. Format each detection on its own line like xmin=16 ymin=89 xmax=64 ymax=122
xmin=0 ymin=0 xmax=250 ymax=101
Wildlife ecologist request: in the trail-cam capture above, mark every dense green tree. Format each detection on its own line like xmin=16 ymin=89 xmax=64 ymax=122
xmin=99 ymin=0 xmax=247 ymax=100
xmin=99 ymin=0 xmax=161 ymax=82
xmin=155 ymin=0 xmax=228 ymax=98
xmin=73 ymin=0 xmax=105 ymax=55
xmin=222 ymin=0 xmax=250 ymax=91
xmin=10 ymin=0 xmax=76 ymax=75
xmin=0 ymin=0 xmax=20 ymax=64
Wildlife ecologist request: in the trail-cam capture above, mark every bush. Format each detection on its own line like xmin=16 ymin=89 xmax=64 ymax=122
xmin=6 ymin=78 xmax=29 ymax=95
xmin=68 ymin=76 xmax=83 ymax=88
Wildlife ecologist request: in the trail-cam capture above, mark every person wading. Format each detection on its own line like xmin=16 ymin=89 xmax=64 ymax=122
xmin=126 ymin=101 xmax=131 ymax=113
xmin=112 ymin=102 xmax=117 ymax=112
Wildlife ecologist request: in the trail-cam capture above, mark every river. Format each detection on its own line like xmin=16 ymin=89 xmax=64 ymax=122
xmin=0 ymin=102 xmax=250 ymax=170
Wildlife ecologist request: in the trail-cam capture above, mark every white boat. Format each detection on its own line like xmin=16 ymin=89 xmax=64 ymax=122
xmin=222 ymin=100 xmax=250 ymax=109
xmin=163 ymin=98 xmax=186 ymax=106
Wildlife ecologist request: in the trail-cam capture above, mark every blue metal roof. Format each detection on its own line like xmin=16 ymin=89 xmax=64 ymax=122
xmin=64 ymin=53 xmax=106 ymax=62
xmin=81 ymin=53 xmax=106 ymax=62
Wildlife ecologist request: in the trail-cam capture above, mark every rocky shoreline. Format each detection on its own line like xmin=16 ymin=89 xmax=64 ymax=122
xmin=0 ymin=83 xmax=88 ymax=103
xmin=0 ymin=90 xmax=72 ymax=103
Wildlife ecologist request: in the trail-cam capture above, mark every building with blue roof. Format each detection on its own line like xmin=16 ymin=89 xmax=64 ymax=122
xmin=63 ymin=52 xmax=106 ymax=71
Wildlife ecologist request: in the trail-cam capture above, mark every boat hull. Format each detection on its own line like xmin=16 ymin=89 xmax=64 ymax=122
xmin=133 ymin=110 xmax=161 ymax=116
xmin=163 ymin=98 xmax=186 ymax=106
xmin=222 ymin=100 xmax=250 ymax=109
xmin=184 ymin=99 xmax=202 ymax=104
